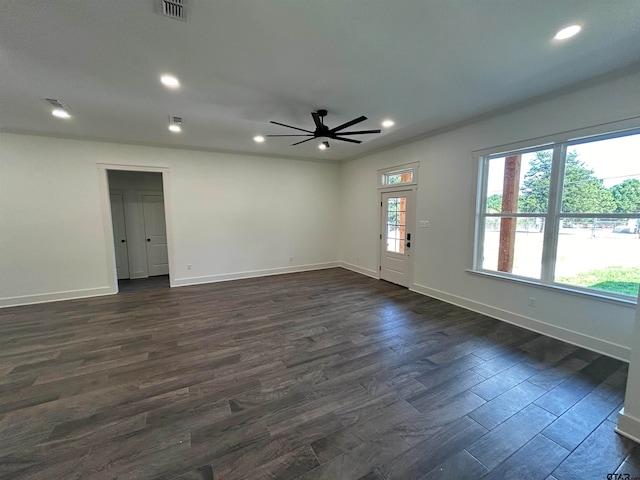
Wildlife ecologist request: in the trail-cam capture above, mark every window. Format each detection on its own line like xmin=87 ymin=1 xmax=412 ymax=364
xmin=475 ymin=129 xmax=640 ymax=299
xmin=384 ymin=170 xmax=413 ymax=185
xmin=385 ymin=196 xmax=407 ymax=254
xmin=379 ymin=163 xmax=418 ymax=187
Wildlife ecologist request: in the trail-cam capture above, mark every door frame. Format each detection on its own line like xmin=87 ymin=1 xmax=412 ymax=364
xmin=378 ymin=186 xmax=417 ymax=287
xmin=97 ymin=163 xmax=174 ymax=294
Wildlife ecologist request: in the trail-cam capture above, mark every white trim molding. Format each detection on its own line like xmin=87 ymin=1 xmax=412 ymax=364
xmin=0 ymin=286 xmax=115 ymax=308
xmin=410 ymin=282 xmax=630 ymax=362
xmin=96 ymin=163 xmax=175 ymax=290
xmin=617 ymin=409 xmax=640 ymax=444
xmin=172 ymin=262 xmax=340 ymax=287
xmin=339 ymin=262 xmax=379 ymax=279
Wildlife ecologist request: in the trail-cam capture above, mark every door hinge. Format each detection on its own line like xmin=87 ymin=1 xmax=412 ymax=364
xmin=380 ymin=234 xmax=382 ymax=239
xmin=381 ymin=201 xmax=383 ymax=207
xmin=379 ymin=265 xmax=382 ymax=271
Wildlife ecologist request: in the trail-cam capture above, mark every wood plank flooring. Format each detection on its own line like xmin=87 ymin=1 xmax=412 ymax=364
xmin=0 ymin=267 xmax=638 ymax=479
xmin=118 ymin=275 xmax=170 ymax=293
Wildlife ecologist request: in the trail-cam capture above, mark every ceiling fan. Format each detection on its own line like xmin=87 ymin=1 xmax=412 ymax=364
xmin=266 ymin=109 xmax=381 ymax=147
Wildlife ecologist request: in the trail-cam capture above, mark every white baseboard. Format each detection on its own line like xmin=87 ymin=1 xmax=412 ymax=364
xmin=172 ymin=262 xmax=340 ymax=287
xmin=409 ymin=282 xmax=630 ymax=362
xmin=0 ymin=286 xmax=115 ymax=308
xmin=616 ymin=409 xmax=640 ymax=443
xmin=339 ymin=262 xmax=379 ymax=279
xmin=0 ymin=263 xmax=340 ymax=307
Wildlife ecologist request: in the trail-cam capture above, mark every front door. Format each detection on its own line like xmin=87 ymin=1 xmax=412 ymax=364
xmin=142 ymin=195 xmax=169 ymax=277
xmin=110 ymin=193 xmax=130 ymax=280
xmin=380 ymin=190 xmax=414 ymax=287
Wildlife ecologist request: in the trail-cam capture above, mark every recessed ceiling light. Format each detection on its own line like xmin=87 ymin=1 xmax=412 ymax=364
xmin=254 ymin=135 xmax=265 ymax=143
xmin=554 ymin=25 xmax=581 ymax=40
xmin=160 ymin=74 xmax=180 ymax=88
xmin=51 ymin=109 xmax=71 ymax=119
xmin=168 ymin=124 xmax=182 ymax=133
xmin=382 ymin=119 xmax=395 ymax=128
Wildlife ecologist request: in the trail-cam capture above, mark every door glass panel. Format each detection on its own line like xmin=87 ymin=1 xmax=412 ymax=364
xmin=386 ymin=196 xmax=407 ymax=254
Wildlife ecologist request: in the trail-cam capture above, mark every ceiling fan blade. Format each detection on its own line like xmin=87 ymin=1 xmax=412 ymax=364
xmin=270 ymin=121 xmax=314 ymax=134
xmin=333 ymin=129 xmax=381 ymax=135
xmin=311 ymin=112 xmax=323 ymax=130
xmin=333 ymin=136 xmax=362 ymax=144
xmin=265 ymin=134 xmax=314 ymax=137
xmin=330 ymin=116 xmax=367 ymax=133
xmin=291 ymin=138 xmax=315 ymax=146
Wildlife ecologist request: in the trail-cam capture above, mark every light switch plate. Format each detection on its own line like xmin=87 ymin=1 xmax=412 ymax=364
xmin=419 ymin=220 xmax=429 ymax=228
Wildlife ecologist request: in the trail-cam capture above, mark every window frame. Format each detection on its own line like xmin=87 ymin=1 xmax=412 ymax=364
xmin=472 ymin=120 xmax=640 ymax=303
xmin=378 ymin=162 xmax=419 ymax=189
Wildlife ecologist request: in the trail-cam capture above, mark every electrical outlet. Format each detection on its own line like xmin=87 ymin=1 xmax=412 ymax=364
xmin=187 ymin=264 xmax=192 ymax=270
xmin=419 ymin=220 xmax=429 ymax=228
xmin=289 ymin=256 xmax=293 ymax=262
xmin=528 ymin=297 xmax=536 ymax=308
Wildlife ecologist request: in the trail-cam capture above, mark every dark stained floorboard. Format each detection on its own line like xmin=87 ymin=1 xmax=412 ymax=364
xmin=0 ymin=267 xmax=638 ymax=479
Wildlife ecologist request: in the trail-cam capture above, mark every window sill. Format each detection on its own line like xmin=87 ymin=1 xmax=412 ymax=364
xmin=465 ymin=269 xmax=638 ymax=307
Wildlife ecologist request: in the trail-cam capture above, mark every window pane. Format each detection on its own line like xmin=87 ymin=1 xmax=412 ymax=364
xmin=386 ymin=196 xmax=406 ymax=254
xmin=485 ymin=149 xmax=553 ymax=213
xmin=481 ymin=217 xmax=544 ymax=279
xmin=561 ymin=133 xmax=640 ymax=214
xmin=384 ymin=170 xmax=413 ymax=185
xmin=555 ymin=217 xmax=640 ymax=297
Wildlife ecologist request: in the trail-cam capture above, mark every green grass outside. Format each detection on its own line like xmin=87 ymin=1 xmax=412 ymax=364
xmin=557 ymin=266 xmax=640 ymax=297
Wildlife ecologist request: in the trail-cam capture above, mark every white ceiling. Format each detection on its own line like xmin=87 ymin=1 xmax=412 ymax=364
xmin=1 ymin=1 xmax=640 ymax=162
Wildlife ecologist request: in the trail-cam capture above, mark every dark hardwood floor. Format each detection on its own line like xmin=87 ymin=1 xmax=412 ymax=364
xmin=1 ymin=268 xmax=638 ymax=479
xmin=118 ymin=275 xmax=170 ymax=293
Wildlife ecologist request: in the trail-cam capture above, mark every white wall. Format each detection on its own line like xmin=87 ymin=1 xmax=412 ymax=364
xmin=108 ymin=170 xmax=164 ymax=279
xmin=340 ymin=70 xmax=640 ymax=360
xmin=0 ymin=135 xmax=340 ymax=306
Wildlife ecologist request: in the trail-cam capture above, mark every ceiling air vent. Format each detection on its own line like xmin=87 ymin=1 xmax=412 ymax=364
xmin=44 ymin=98 xmax=69 ymax=110
xmin=157 ymin=0 xmax=188 ymax=21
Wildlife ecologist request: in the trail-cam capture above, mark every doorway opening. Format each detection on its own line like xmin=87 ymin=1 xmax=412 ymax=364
xmin=117 ymin=275 xmax=170 ymax=293
xmin=106 ymin=170 xmax=170 ymax=293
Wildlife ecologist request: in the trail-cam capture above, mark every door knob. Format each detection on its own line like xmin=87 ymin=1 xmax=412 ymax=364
xmin=121 ymin=239 xmax=126 ymax=243
xmin=406 ymin=242 xmax=411 ymax=248
xmin=147 ymin=238 xmax=151 ymax=242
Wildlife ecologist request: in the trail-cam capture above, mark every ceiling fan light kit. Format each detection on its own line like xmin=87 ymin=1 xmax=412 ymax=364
xmin=266 ymin=109 xmax=381 ymax=147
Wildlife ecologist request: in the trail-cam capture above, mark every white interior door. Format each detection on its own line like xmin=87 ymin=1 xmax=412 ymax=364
xmin=142 ymin=194 xmax=169 ymax=276
xmin=110 ymin=193 xmax=130 ymax=280
xmin=380 ymin=190 xmax=415 ymax=287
